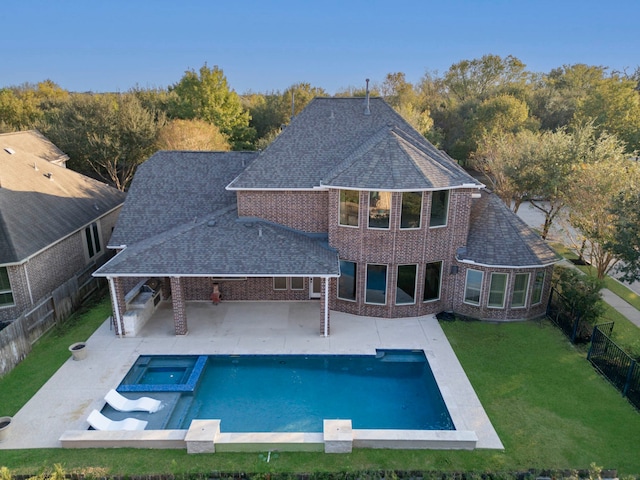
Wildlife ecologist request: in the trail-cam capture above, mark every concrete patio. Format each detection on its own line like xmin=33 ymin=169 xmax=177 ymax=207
xmin=0 ymin=300 xmax=503 ymax=451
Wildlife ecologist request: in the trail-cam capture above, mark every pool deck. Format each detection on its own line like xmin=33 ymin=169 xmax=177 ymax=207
xmin=0 ymin=301 xmax=503 ymax=450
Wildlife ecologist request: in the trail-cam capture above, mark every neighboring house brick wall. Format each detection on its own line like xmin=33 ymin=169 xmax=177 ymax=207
xmin=236 ymin=191 xmax=329 ymax=232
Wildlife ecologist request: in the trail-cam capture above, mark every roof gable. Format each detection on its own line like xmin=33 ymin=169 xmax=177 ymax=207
xmin=228 ymin=97 xmax=481 ymax=191
xmin=0 ymin=133 xmax=126 ymax=264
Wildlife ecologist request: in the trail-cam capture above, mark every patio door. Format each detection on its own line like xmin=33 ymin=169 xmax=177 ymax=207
xmin=310 ymin=277 xmax=322 ymax=299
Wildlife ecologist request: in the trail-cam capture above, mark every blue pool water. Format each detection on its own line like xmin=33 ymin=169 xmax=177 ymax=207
xmin=113 ymin=350 xmax=454 ymax=432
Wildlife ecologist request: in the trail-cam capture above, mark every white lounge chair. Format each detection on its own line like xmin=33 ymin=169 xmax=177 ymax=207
xmin=87 ymin=409 xmax=148 ymax=431
xmin=104 ymin=389 xmax=161 ymax=413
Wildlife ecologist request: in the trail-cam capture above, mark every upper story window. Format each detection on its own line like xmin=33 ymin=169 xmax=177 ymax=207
xmin=511 ymin=273 xmax=530 ymax=308
xmin=400 ymin=192 xmax=422 ymax=229
xmin=339 ymin=190 xmax=359 ymax=227
xmin=430 ymin=190 xmax=449 ymax=227
xmin=464 ymin=269 xmax=483 ymax=305
xmin=532 ymin=271 xmax=545 ymax=305
xmin=84 ymin=221 xmax=102 ymax=260
xmin=488 ymin=272 xmax=508 ymax=308
xmin=368 ymin=191 xmax=391 ymax=229
xmin=0 ymin=267 xmax=14 ymax=307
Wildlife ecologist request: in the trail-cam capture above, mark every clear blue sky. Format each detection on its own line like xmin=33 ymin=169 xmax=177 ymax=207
xmin=2 ymin=0 xmax=638 ymax=94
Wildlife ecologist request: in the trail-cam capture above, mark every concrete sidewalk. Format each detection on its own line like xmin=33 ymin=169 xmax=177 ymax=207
xmin=516 ymin=201 xmax=640 ymax=329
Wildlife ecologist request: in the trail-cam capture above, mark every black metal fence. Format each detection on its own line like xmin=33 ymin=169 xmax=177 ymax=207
xmin=587 ymin=323 xmax=640 ymax=410
xmin=546 ymin=287 xmax=593 ymax=344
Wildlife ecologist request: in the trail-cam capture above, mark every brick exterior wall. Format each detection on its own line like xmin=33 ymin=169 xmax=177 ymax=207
xmin=236 ymin=190 xmax=328 ymax=232
xmin=182 ymin=277 xmax=312 ymax=302
xmin=0 ymin=208 xmax=121 ymax=323
xmin=170 ymin=277 xmax=187 ymax=335
xmin=452 ymin=263 xmax=554 ymax=321
xmin=326 ymin=188 xmax=476 ymax=318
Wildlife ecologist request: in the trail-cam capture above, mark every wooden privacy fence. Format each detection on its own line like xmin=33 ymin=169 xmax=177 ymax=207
xmin=0 ymin=263 xmax=105 ymax=377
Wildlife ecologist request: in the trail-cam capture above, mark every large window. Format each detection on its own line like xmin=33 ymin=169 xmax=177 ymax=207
xmin=423 ymin=261 xmax=442 ymax=302
xmin=488 ymin=273 xmax=508 ymax=308
xmin=338 ymin=260 xmax=357 ymax=301
xmin=511 ymin=273 xmax=530 ymax=308
xmin=365 ymin=264 xmax=387 ymax=305
xmin=400 ymin=192 xmax=422 ymax=229
xmin=532 ymin=271 xmax=545 ymax=305
xmin=368 ymin=191 xmax=391 ymax=229
xmin=464 ymin=269 xmax=483 ymax=305
xmin=339 ymin=190 xmax=359 ymax=227
xmin=430 ymin=190 xmax=449 ymax=227
xmin=0 ymin=267 xmax=14 ymax=307
xmin=396 ymin=264 xmax=417 ymax=305
xmin=84 ymin=221 xmax=102 ymax=259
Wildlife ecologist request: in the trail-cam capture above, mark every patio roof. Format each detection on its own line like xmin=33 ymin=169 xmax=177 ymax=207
xmin=94 ymin=209 xmax=340 ymax=277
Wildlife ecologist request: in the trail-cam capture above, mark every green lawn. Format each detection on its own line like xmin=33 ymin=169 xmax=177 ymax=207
xmin=1 ymin=293 xmax=639 ymax=477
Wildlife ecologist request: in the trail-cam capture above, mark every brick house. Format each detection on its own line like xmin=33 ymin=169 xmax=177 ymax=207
xmin=95 ymin=97 xmax=559 ymax=337
xmin=0 ymin=131 xmax=126 ymax=326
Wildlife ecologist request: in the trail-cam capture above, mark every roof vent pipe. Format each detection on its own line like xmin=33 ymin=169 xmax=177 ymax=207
xmin=364 ymin=79 xmax=371 ymax=116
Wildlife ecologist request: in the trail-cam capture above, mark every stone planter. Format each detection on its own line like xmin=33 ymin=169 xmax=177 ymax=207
xmin=0 ymin=416 xmax=12 ymax=442
xmin=69 ymin=342 xmax=88 ymax=361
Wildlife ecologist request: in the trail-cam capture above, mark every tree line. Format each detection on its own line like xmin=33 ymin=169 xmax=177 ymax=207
xmin=1 ymin=55 xmax=639 ymax=281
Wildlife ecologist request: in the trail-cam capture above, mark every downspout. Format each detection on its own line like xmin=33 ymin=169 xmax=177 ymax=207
xmin=24 ymin=260 xmax=34 ymax=305
xmin=108 ymin=277 xmax=123 ymax=338
xmin=323 ymin=277 xmax=329 ymax=337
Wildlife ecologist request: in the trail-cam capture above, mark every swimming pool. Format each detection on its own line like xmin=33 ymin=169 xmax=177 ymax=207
xmin=108 ymin=350 xmax=454 ymax=433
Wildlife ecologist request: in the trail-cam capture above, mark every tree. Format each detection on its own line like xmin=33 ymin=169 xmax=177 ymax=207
xmin=466 ymin=94 xmax=532 ymax=147
xmin=169 ymin=63 xmax=254 ymax=148
xmin=552 ymin=266 xmax=605 ymax=325
xmin=0 ymin=81 xmax=68 ymax=132
xmin=43 ymin=93 xmax=162 ymax=190
xmin=607 ymin=189 xmax=640 ymax=283
xmin=156 ymin=118 xmax=230 ymax=151
xmin=574 ymin=75 xmax=640 ymax=153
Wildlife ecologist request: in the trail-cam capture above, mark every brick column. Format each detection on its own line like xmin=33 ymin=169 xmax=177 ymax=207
xmin=170 ymin=277 xmax=188 ymax=335
xmin=111 ymin=277 xmax=127 ymax=337
xmin=320 ymin=277 xmax=330 ymax=336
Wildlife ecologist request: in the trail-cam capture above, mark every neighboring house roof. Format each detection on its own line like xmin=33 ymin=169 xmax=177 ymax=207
xmin=460 ymin=191 xmax=560 ymax=268
xmin=227 ymin=97 xmax=483 ymax=191
xmin=108 ymin=151 xmax=258 ymax=248
xmin=95 ymin=210 xmax=339 ymax=277
xmin=0 ymin=134 xmax=126 ymax=265
xmin=0 ymin=130 xmax=69 ymax=167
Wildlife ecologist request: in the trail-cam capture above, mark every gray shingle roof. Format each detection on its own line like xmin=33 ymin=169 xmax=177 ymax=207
xmin=460 ymin=191 xmax=560 ymax=267
xmin=228 ymin=97 xmax=482 ymax=191
xmin=95 ymin=210 xmax=339 ymax=277
xmin=0 ymin=133 xmax=126 ymax=265
xmin=108 ymin=150 xmax=258 ymax=247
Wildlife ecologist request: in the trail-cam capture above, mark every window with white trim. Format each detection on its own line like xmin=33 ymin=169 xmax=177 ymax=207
xmin=365 ymin=264 xmax=387 ymax=305
xmin=488 ymin=272 xmax=508 ymax=308
xmin=511 ymin=273 xmax=530 ymax=308
xmin=273 ymin=277 xmax=287 ymax=290
xmin=423 ymin=261 xmax=442 ymax=302
xmin=532 ymin=271 xmax=545 ymax=305
xmin=396 ymin=264 xmax=417 ymax=305
xmin=84 ymin=221 xmax=102 ymax=260
xmin=400 ymin=192 xmax=422 ymax=229
xmin=368 ymin=191 xmax=391 ymax=229
xmin=464 ymin=269 xmax=483 ymax=305
xmin=339 ymin=190 xmax=359 ymax=227
xmin=338 ymin=260 xmax=357 ymax=301
xmin=0 ymin=267 xmax=14 ymax=307
xmin=429 ymin=190 xmax=449 ymax=227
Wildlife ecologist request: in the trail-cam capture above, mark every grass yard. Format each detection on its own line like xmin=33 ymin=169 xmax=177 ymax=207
xmin=0 ymin=296 xmax=639 ymax=477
